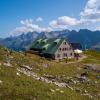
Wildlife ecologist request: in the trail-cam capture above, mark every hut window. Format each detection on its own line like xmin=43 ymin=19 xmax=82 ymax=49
xmin=63 ymin=53 xmax=67 ymax=57
xmin=57 ymin=54 xmax=60 ymax=58
xmin=63 ymin=48 xmax=67 ymax=51
xmin=63 ymin=42 xmax=66 ymax=45
xmin=70 ymin=53 xmax=72 ymax=56
xmin=65 ymin=48 xmax=67 ymax=51
xmin=59 ymin=48 xmax=62 ymax=51
xmin=62 ymin=48 xmax=65 ymax=51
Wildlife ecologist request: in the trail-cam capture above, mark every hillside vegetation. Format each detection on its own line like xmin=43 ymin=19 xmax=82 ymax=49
xmin=0 ymin=46 xmax=100 ymax=100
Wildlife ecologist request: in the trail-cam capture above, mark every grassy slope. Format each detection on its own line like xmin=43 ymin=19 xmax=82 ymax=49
xmin=0 ymin=46 xmax=100 ymax=100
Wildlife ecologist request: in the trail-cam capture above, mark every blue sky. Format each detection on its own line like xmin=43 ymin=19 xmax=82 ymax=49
xmin=0 ymin=0 xmax=100 ymax=38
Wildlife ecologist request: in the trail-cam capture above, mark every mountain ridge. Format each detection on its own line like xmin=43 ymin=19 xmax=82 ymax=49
xmin=0 ymin=29 xmax=100 ymax=51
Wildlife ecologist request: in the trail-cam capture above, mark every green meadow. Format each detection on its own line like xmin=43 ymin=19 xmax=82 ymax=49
xmin=0 ymin=46 xmax=100 ymax=100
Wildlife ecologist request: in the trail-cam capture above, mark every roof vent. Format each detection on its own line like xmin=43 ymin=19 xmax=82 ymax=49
xmin=42 ymin=39 xmax=48 ymax=43
xmin=42 ymin=44 xmax=50 ymax=50
xmin=37 ymin=39 xmax=42 ymax=43
xmin=54 ymin=39 xmax=60 ymax=44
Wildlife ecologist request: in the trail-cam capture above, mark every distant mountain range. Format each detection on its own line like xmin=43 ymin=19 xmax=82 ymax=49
xmin=0 ymin=29 xmax=100 ymax=51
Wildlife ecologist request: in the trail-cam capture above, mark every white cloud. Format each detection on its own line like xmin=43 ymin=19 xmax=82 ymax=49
xmin=10 ymin=19 xmax=52 ymax=36
xmin=44 ymin=27 xmax=53 ymax=32
xmin=80 ymin=0 xmax=100 ymax=22
xmin=96 ymin=26 xmax=100 ymax=30
xmin=49 ymin=0 xmax=100 ymax=29
xmin=20 ymin=19 xmax=33 ymax=27
xmin=57 ymin=16 xmax=79 ymax=25
xmin=36 ymin=17 xmax=43 ymax=22
xmin=49 ymin=16 xmax=79 ymax=29
xmin=10 ymin=0 xmax=100 ymax=36
xmin=49 ymin=20 xmax=58 ymax=28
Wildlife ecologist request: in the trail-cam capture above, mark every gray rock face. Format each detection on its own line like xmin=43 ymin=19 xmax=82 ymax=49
xmin=84 ymin=64 xmax=100 ymax=72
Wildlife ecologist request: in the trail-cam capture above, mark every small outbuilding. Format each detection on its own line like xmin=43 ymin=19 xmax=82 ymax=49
xmin=74 ymin=49 xmax=83 ymax=60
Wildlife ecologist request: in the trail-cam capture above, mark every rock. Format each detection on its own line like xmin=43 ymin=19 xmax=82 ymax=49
xmin=60 ymin=90 xmax=64 ymax=93
xmin=81 ymin=93 xmax=90 ymax=96
xmin=3 ymin=62 xmax=11 ymax=67
xmin=69 ymin=79 xmax=77 ymax=84
xmin=56 ymin=88 xmax=60 ymax=91
xmin=94 ymin=81 xmax=98 ymax=84
xmin=0 ymin=80 xmax=3 ymax=84
xmin=75 ymin=88 xmax=81 ymax=93
xmin=20 ymin=65 xmax=32 ymax=71
xmin=54 ymin=82 xmax=66 ymax=87
xmin=96 ymin=76 xmax=100 ymax=79
xmin=78 ymin=76 xmax=89 ymax=82
xmin=81 ymin=72 xmax=88 ymax=77
xmin=36 ymin=77 xmax=40 ymax=80
xmin=66 ymin=84 xmax=74 ymax=90
xmin=73 ymin=80 xmax=77 ymax=84
xmin=84 ymin=90 xmax=88 ymax=93
xmin=18 ymin=68 xmax=87 ymax=92
xmin=44 ymin=75 xmax=56 ymax=80
xmin=16 ymin=72 xmax=20 ymax=76
xmin=44 ymin=79 xmax=52 ymax=84
xmin=9 ymin=56 xmax=14 ymax=59
xmin=84 ymin=65 xmax=90 ymax=69
xmin=50 ymin=89 xmax=55 ymax=93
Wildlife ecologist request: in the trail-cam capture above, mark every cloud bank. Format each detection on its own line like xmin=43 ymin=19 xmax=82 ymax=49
xmin=10 ymin=19 xmax=52 ymax=36
xmin=80 ymin=0 xmax=100 ymax=22
xmin=49 ymin=16 xmax=79 ymax=29
xmin=50 ymin=0 xmax=100 ymax=29
xmin=10 ymin=0 xmax=100 ymax=36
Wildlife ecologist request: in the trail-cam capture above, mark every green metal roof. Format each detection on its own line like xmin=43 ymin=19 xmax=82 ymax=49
xmin=30 ymin=38 xmax=66 ymax=54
